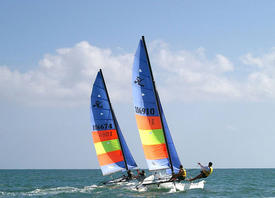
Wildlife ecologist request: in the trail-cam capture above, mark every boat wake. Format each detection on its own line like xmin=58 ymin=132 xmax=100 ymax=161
xmin=0 ymin=185 xmax=98 ymax=197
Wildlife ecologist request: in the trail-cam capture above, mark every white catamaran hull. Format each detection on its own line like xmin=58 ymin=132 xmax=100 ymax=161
xmin=137 ymin=174 xmax=205 ymax=192
xmin=159 ymin=180 xmax=205 ymax=191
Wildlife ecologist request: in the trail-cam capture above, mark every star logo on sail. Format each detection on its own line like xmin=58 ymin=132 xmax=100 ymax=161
xmin=134 ymin=77 xmax=144 ymax=87
xmin=93 ymin=101 xmax=103 ymax=108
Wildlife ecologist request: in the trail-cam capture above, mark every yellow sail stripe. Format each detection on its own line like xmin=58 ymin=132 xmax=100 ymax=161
xmin=94 ymin=139 xmax=121 ymax=155
xmin=139 ymin=129 xmax=165 ymax=145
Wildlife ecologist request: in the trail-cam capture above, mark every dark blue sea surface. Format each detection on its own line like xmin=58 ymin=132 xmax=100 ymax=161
xmin=0 ymin=169 xmax=274 ymax=197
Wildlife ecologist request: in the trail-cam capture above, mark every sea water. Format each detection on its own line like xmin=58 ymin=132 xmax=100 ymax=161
xmin=0 ymin=169 xmax=274 ymax=197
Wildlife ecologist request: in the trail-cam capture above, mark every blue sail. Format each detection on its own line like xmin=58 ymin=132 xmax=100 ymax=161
xmin=156 ymin=91 xmax=182 ymax=174
xmin=132 ymin=37 xmax=182 ymax=173
xmin=114 ymin=116 xmax=137 ymax=170
xmin=90 ymin=70 xmax=137 ymax=175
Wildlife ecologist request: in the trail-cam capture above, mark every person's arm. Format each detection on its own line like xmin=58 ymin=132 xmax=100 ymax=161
xmin=203 ymin=166 xmax=210 ymax=172
xmin=199 ymin=164 xmax=210 ymax=172
xmin=198 ymin=162 xmax=204 ymax=169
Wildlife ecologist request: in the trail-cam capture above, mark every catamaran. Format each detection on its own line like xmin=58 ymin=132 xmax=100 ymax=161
xmin=132 ymin=36 xmax=183 ymax=187
xmin=90 ymin=69 xmax=137 ymax=185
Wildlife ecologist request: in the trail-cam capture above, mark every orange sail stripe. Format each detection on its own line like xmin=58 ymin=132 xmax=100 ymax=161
xmin=142 ymin=144 xmax=168 ymax=160
xmin=97 ymin=150 xmax=124 ymax=166
xmin=135 ymin=114 xmax=162 ymax=130
xmin=92 ymin=129 xmax=118 ymax=143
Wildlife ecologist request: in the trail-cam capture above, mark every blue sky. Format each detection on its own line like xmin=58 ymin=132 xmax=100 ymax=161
xmin=1 ymin=0 xmax=275 ymax=169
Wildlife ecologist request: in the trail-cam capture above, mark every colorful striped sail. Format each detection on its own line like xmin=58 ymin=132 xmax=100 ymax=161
xmin=90 ymin=70 xmax=137 ymax=175
xmin=132 ymin=37 xmax=181 ymax=172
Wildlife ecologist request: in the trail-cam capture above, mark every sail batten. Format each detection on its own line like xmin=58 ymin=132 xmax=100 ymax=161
xmin=132 ymin=37 xmax=182 ymax=173
xmin=90 ymin=69 xmax=137 ymax=176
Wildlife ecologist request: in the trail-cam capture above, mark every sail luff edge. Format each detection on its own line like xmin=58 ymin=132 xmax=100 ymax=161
xmin=141 ymin=36 xmax=175 ymax=174
xmin=99 ymin=68 xmax=129 ymax=171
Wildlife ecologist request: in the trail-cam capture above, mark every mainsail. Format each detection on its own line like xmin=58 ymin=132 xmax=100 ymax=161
xmin=90 ymin=69 xmax=137 ymax=176
xmin=132 ymin=36 xmax=181 ymax=173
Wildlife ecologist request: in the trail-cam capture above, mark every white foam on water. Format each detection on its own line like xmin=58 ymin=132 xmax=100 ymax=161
xmin=168 ymin=184 xmax=177 ymax=193
xmin=136 ymin=186 xmax=147 ymax=192
xmin=0 ymin=191 xmax=17 ymax=197
xmin=189 ymin=180 xmax=205 ymax=189
xmin=125 ymin=181 xmax=137 ymax=186
xmin=0 ymin=185 xmax=98 ymax=197
xmin=25 ymin=185 xmax=98 ymax=196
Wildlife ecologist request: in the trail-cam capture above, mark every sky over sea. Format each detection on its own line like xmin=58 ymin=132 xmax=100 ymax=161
xmin=0 ymin=0 xmax=275 ymax=169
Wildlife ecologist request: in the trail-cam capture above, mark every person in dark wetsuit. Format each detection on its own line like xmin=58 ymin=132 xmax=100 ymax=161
xmin=188 ymin=162 xmax=213 ymax=182
xmin=120 ymin=170 xmax=134 ymax=182
xmin=169 ymin=165 xmax=186 ymax=182
xmin=135 ymin=169 xmax=146 ymax=181
xmin=126 ymin=170 xmax=134 ymax=181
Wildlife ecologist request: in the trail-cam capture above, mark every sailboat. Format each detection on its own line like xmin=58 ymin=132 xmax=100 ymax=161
xmin=90 ymin=69 xmax=137 ymax=184
xmin=132 ymin=36 xmax=182 ymax=186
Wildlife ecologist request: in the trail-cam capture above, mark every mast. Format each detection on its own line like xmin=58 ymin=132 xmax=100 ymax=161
xmin=141 ymin=36 xmax=174 ymax=174
xmin=99 ymin=69 xmax=129 ymax=171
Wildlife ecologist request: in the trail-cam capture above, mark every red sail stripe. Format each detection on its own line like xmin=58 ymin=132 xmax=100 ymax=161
xmin=92 ymin=129 xmax=118 ymax=143
xmin=135 ymin=114 xmax=162 ymax=130
xmin=142 ymin=144 xmax=168 ymax=160
xmin=97 ymin=150 xmax=124 ymax=166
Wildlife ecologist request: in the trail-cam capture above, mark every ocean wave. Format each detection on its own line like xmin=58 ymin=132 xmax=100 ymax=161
xmin=0 ymin=185 xmax=98 ymax=197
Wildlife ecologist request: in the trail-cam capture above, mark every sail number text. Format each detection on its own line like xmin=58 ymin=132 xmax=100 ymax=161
xmin=135 ymin=106 xmax=155 ymax=115
xmin=98 ymin=131 xmax=113 ymax=137
xmin=92 ymin=124 xmax=113 ymax=130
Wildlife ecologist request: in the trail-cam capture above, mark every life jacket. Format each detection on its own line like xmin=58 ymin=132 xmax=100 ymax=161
xmin=178 ymin=169 xmax=186 ymax=177
xmin=182 ymin=169 xmax=187 ymax=177
xmin=202 ymin=167 xmax=213 ymax=177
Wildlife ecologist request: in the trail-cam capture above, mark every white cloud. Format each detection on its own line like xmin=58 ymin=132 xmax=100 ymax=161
xmin=150 ymin=42 xmax=275 ymax=102
xmin=150 ymin=42 xmax=239 ymax=101
xmin=241 ymin=53 xmax=263 ymax=67
xmin=0 ymin=41 xmax=133 ymax=106
xmin=215 ymin=54 xmax=234 ymax=72
xmin=1 ymin=40 xmax=275 ymax=106
xmin=241 ymin=49 xmax=275 ymax=100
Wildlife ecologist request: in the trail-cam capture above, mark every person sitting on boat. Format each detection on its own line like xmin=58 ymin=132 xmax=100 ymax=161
xmin=169 ymin=165 xmax=186 ymax=181
xmin=120 ymin=170 xmax=134 ymax=182
xmin=187 ymin=162 xmax=213 ymax=182
xmin=126 ymin=170 xmax=134 ymax=181
xmin=135 ymin=169 xmax=146 ymax=181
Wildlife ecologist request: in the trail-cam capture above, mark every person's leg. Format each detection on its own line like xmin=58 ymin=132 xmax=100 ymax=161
xmin=169 ymin=177 xmax=175 ymax=181
xmin=169 ymin=174 xmax=177 ymax=181
xmin=188 ymin=173 xmax=203 ymax=181
xmin=176 ymin=176 xmax=185 ymax=182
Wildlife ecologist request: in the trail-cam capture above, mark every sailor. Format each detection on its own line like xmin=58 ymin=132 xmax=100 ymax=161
xmin=169 ymin=165 xmax=186 ymax=181
xmin=126 ymin=170 xmax=134 ymax=181
xmin=136 ymin=169 xmax=146 ymax=181
xmin=188 ymin=162 xmax=213 ymax=181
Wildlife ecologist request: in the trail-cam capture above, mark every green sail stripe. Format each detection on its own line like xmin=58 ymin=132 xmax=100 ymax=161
xmin=94 ymin=139 xmax=121 ymax=155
